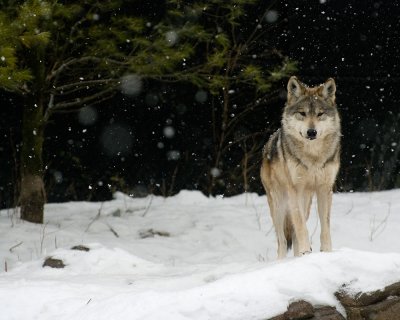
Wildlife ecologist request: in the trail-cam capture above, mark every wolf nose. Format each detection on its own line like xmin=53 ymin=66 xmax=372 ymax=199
xmin=307 ymin=129 xmax=317 ymax=139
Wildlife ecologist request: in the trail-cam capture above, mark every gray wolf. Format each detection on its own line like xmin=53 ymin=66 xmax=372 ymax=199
xmin=260 ymin=76 xmax=341 ymax=259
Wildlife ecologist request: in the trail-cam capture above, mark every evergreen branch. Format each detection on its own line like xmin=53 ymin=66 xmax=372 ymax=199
xmin=55 ymin=6 xmax=95 ymax=68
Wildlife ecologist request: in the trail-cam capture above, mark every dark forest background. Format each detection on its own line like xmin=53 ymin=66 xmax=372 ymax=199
xmin=1 ymin=0 xmax=400 ymax=208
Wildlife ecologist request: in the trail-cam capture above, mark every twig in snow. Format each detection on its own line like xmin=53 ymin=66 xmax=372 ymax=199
xmin=40 ymin=222 xmax=49 ymax=254
xmin=264 ymin=224 xmax=274 ymax=238
xmin=106 ymin=223 xmax=119 ymax=238
xmin=9 ymin=241 xmax=23 ymax=252
xmin=249 ymin=194 xmax=262 ymax=230
xmin=257 ymin=254 xmax=266 ymax=262
xmin=369 ymin=201 xmax=391 ymax=241
xmin=126 ymin=206 xmax=147 ymax=214
xmin=85 ymin=202 xmax=103 ymax=232
xmin=344 ymin=200 xmax=354 ymax=215
xmin=141 ymin=195 xmax=154 ymax=217
xmin=86 ymin=298 xmax=92 ymax=305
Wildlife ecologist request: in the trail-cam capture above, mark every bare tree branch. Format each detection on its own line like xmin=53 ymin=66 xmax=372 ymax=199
xmin=50 ymin=86 xmax=117 ymax=114
xmin=48 ymin=57 xmax=126 ymax=80
xmin=54 ymin=79 xmax=119 ymax=93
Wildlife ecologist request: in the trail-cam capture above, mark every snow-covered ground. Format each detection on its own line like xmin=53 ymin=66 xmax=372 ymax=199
xmin=1 ymin=190 xmax=400 ymax=320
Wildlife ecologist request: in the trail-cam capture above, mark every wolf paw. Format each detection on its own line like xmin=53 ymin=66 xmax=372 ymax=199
xmin=300 ymin=247 xmax=312 ymax=255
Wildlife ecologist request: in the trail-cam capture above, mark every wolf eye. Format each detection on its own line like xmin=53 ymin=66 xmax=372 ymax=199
xmin=317 ymin=112 xmax=325 ymax=117
xmin=299 ymin=112 xmax=306 ymax=117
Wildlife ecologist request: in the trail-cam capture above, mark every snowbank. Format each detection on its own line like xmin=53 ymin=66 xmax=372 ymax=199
xmin=1 ymin=190 xmax=400 ymax=319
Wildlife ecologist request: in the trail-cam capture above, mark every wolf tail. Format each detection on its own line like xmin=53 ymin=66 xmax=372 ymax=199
xmin=284 ymin=215 xmax=293 ymax=250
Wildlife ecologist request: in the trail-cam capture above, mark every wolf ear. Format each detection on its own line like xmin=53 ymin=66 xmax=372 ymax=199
xmin=287 ymin=76 xmax=304 ymax=102
xmin=321 ymin=78 xmax=336 ymax=102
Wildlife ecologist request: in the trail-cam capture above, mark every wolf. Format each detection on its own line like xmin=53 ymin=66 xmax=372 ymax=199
xmin=260 ymin=76 xmax=341 ymax=259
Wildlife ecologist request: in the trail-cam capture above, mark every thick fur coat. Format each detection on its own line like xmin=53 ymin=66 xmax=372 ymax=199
xmin=260 ymin=76 xmax=341 ymax=259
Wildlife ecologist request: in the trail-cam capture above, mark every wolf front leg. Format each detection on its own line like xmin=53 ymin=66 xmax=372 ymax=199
xmin=316 ymin=187 xmax=333 ymax=252
xmin=288 ymin=190 xmax=311 ymax=256
xmin=292 ymin=189 xmax=313 ymax=256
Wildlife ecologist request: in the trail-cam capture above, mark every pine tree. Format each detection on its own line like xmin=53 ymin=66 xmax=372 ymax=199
xmin=0 ymin=0 xmax=205 ymax=223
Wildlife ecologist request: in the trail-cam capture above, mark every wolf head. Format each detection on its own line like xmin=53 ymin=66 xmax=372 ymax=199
xmin=282 ymin=76 xmax=340 ymax=141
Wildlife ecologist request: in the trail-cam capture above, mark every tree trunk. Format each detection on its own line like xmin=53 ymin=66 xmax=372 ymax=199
xmin=20 ymin=99 xmax=46 ymax=223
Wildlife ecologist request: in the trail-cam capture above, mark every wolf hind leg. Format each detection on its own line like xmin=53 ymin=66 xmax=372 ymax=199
xmin=275 ymin=212 xmax=289 ymax=259
xmin=292 ymin=231 xmax=298 ymax=256
xmin=269 ymin=199 xmax=288 ymax=259
xmin=284 ymin=214 xmax=293 ymax=251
